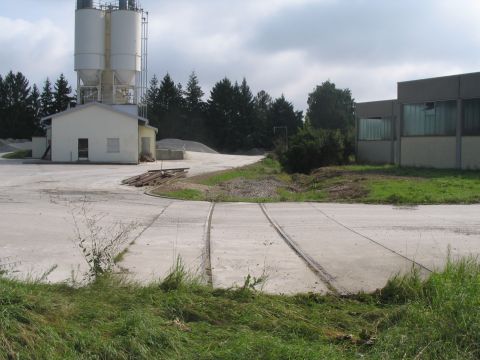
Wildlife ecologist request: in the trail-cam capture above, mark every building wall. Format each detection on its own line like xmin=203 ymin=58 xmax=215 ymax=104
xmin=138 ymin=125 xmax=156 ymax=159
xmin=357 ymin=141 xmax=392 ymax=164
xmin=398 ymin=75 xmax=460 ymax=103
xmin=462 ymin=137 xmax=480 ymax=170
xmin=51 ymin=105 xmax=139 ymax=163
xmin=32 ymin=137 xmax=47 ymax=159
xmin=401 ymin=137 xmax=456 ymax=168
xmin=355 ymin=99 xmax=397 ymax=164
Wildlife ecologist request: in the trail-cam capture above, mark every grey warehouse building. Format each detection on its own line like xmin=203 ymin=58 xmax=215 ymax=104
xmin=356 ymin=72 xmax=480 ymax=169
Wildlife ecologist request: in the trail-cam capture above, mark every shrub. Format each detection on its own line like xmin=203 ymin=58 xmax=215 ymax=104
xmin=278 ymin=127 xmax=350 ymax=174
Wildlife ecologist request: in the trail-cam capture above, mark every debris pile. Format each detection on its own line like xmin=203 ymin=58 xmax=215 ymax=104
xmin=122 ymin=168 xmax=189 ymax=187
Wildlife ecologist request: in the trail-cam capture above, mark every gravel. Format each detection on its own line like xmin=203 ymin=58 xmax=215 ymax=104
xmin=156 ymin=139 xmax=218 ymax=154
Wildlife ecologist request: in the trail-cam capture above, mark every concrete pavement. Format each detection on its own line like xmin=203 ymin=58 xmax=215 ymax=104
xmin=1 ymin=153 xmax=480 ymax=293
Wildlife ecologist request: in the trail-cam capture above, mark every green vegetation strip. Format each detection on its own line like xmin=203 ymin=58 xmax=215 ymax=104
xmin=154 ymin=158 xmax=480 ymax=205
xmin=1 ymin=258 xmax=480 ymax=359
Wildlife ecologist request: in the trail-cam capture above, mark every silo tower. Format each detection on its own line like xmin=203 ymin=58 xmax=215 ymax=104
xmin=75 ymin=0 xmax=148 ymax=117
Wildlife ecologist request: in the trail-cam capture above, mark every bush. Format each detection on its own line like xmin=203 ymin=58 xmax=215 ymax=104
xmin=278 ymin=127 xmax=350 ymax=174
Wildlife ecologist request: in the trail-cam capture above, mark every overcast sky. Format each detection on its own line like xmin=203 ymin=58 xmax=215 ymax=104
xmin=1 ymin=0 xmax=479 ymax=111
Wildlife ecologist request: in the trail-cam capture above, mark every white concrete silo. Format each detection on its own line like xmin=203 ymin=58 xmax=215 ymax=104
xmin=74 ymin=6 xmax=105 ymax=99
xmin=74 ymin=0 xmax=148 ymax=115
xmin=111 ymin=9 xmax=142 ymax=87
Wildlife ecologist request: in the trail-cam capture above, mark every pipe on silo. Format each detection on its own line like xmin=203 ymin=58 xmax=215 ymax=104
xmin=128 ymin=0 xmax=136 ymax=10
xmin=119 ymin=0 xmax=128 ymax=10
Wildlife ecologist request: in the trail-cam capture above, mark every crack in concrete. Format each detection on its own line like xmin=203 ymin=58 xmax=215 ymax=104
xmin=309 ymin=203 xmax=433 ymax=273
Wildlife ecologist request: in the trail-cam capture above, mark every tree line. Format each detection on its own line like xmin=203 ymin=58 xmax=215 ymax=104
xmin=146 ymin=72 xmax=304 ymax=153
xmin=0 ymin=71 xmax=74 ymax=139
xmin=0 ymin=70 xmax=355 ymax=158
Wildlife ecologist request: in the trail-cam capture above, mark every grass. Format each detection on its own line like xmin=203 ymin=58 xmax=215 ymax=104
xmin=197 ymin=157 xmax=289 ymax=186
xmin=1 ymin=258 xmax=480 ymax=359
xmin=154 ymin=158 xmax=480 ymax=204
xmin=2 ymin=149 xmax=32 ymax=159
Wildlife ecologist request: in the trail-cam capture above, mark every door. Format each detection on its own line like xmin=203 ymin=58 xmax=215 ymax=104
xmin=78 ymin=138 xmax=89 ymax=160
xmin=141 ymin=137 xmax=151 ymax=155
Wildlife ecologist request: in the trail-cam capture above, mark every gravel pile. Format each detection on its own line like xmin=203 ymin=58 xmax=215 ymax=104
xmin=0 ymin=139 xmax=32 ymax=153
xmin=156 ymin=139 xmax=218 ymax=154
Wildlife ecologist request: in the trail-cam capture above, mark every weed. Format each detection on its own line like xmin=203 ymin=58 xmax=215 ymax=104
xmin=160 ymin=257 xmax=199 ymax=292
xmin=70 ymin=198 xmax=138 ymax=281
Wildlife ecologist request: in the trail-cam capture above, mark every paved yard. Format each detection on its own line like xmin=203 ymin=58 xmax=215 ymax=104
xmin=1 ymin=153 xmax=479 ymax=294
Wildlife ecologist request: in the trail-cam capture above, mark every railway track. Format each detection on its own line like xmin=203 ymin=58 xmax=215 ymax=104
xmin=259 ymin=203 xmax=348 ymax=295
xmin=203 ymin=202 xmax=216 ymax=286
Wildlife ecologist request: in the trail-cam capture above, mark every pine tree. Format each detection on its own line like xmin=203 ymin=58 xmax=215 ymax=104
xmin=146 ymin=75 xmax=161 ymax=127
xmin=268 ymin=95 xmax=303 ymax=143
xmin=40 ymin=78 xmax=54 ymax=117
xmin=235 ymin=78 xmax=255 ymax=149
xmin=0 ymin=71 xmax=32 ymax=138
xmin=53 ymin=73 xmax=73 ymax=114
xmin=207 ymin=78 xmax=235 ymax=151
xmin=184 ymin=71 xmax=204 ymax=113
xmin=253 ymin=90 xmax=273 ymax=148
xmin=29 ymin=84 xmax=43 ymax=135
xmin=184 ymin=71 xmax=207 ymax=142
xmin=156 ymin=74 xmax=186 ymax=139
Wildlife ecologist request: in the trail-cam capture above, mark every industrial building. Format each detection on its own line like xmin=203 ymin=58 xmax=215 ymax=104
xmin=356 ymin=72 xmax=480 ymax=169
xmin=37 ymin=0 xmax=157 ymax=164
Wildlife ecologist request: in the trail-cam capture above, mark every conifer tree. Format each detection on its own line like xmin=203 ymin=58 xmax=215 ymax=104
xmin=53 ymin=74 xmax=73 ymax=114
xmin=40 ymin=78 xmax=55 ymax=117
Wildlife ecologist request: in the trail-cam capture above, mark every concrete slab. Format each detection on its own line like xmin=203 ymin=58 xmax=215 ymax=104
xmin=0 ymin=153 xmax=261 ymax=283
xmin=121 ymin=201 xmax=212 ymax=283
xmin=210 ymin=203 xmax=329 ymax=294
xmin=312 ymin=204 xmax=480 ymax=271
xmin=264 ymin=203 xmax=418 ymax=293
xmin=1 ymin=153 xmax=480 ymax=294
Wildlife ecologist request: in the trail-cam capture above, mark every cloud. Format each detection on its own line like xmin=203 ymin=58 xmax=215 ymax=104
xmin=0 ymin=16 xmax=73 ymax=86
xmin=0 ymin=0 xmax=479 ymax=109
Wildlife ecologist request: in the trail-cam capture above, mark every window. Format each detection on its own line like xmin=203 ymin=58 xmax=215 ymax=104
xmin=463 ymin=99 xmax=480 ymax=135
xmin=403 ymin=101 xmax=457 ymax=136
xmin=107 ymin=138 xmax=120 ymax=153
xmin=358 ymin=117 xmax=393 ymax=141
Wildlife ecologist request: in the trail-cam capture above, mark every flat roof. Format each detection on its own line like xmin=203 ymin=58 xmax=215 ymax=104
xmin=398 ymin=71 xmax=480 ymax=85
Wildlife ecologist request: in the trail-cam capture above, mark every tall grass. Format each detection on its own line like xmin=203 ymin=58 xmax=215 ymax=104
xmin=371 ymin=257 xmax=480 ymax=359
xmin=1 ymin=257 xmax=480 ymax=359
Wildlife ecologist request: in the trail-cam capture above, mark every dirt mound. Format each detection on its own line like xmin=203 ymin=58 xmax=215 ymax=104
xmin=218 ymin=177 xmax=286 ymax=199
xmin=156 ymin=139 xmax=218 ymax=154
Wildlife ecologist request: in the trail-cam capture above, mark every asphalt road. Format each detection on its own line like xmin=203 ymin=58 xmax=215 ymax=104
xmin=1 ymin=152 xmax=479 ymax=294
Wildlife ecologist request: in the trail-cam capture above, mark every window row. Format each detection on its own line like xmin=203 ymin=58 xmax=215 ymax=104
xmin=403 ymin=99 xmax=480 ymax=136
xmin=359 ymin=99 xmax=480 ymax=140
xmin=358 ymin=118 xmax=393 ymax=141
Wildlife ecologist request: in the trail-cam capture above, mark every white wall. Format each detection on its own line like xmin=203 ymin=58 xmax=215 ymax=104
xmin=138 ymin=125 xmax=156 ymax=159
xmin=51 ymin=105 xmax=139 ymax=163
xmin=32 ymin=137 xmax=47 ymax=159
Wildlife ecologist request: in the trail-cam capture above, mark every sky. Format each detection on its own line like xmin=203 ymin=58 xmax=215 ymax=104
xmin=0 ymin=0 xmax=479 ymax=111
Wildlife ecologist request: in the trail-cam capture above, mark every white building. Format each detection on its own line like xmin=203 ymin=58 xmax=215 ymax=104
xmin=41 ymin=103 xmax=157 ymax=164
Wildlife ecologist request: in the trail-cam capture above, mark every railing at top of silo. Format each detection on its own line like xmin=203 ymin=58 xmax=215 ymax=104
xmin=77 ymin=0 xmax=143 ymax=11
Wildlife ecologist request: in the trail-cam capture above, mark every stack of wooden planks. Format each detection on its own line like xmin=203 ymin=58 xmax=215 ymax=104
xmin=122 ymin=168 xmax=189 ymax=187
